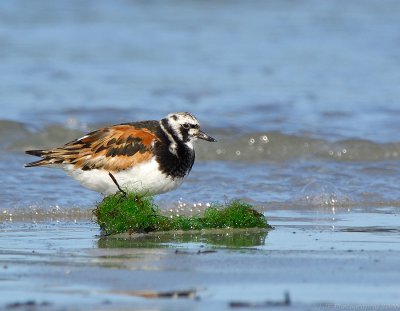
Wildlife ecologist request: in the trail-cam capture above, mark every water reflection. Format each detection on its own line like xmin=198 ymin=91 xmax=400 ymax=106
xmin=97 ymin=228 xmax=269 ymax=249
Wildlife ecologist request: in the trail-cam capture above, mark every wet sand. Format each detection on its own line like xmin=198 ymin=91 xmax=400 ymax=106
xmin=1 ymin=207 xmax=400 ymax=311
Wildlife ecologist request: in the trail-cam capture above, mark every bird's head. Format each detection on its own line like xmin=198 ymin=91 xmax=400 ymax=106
xmin=164 ymin=112 xmax=216 ymax=144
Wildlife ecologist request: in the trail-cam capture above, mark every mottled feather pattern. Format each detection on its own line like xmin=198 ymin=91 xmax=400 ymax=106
xmin=25 ymin=124 xmax=159 ymax=172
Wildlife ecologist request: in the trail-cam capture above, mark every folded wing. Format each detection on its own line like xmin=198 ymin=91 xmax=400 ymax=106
xmin=25 ymin=125 xmax=159 ymax=172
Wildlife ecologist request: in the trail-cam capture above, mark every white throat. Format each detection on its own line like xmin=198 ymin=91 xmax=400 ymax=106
xmin=185 ymin=140 xmax=194 ymax=150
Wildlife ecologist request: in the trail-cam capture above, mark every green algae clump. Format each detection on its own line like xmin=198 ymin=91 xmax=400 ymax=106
xmin=94 ymin=192 xmax=270 ymax=235
xmin=93 ymin=192 xmax=159 ymax=235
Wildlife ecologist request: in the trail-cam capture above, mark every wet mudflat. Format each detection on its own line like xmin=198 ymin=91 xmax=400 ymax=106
xmin=1 ymin=207 xmax=399 ymax=311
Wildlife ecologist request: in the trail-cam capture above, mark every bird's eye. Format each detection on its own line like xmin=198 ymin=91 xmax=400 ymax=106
xmin=183 ymin=123 xmax=190 ymax=129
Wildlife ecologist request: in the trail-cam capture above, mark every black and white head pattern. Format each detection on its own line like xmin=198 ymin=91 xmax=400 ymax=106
xmin=159 ymin=112 xmax=200 ymax=156
xmin=167 ymin=112 xmax=201 ymax=143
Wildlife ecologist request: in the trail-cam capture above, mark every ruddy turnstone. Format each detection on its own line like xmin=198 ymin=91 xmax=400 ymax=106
xmin=25 ymin=112 xmax=216 ymax=195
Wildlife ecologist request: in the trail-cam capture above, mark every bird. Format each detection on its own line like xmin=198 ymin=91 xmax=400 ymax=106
xmin=25 ymin=112 xmax=216 ymax=196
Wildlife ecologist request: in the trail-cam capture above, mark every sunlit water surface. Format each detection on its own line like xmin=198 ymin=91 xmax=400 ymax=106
xmin=1 ymin=1 xmax=400 ymax=219
xmin=1 ymin=1 xmax=400 ymax=309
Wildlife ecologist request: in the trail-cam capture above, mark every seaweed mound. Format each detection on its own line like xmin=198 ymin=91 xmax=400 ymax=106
xmin=94 ymin=192 xmax=270 ymax=235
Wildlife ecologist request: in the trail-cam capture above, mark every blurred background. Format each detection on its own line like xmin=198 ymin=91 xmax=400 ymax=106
xmin=1 ymin=0 xmax=400 ymax=213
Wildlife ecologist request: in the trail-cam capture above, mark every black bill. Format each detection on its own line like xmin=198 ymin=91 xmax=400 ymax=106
xmin=196 ymin=130 xmax=217 ymax=142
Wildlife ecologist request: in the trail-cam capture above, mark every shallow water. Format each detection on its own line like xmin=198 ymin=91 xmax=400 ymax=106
xmin=1 ymin=0 xmax=400 ymax=309
xmin=1 ymin=208 xmax=400 ymax=310
xmin=2 ymin=0 xmax=400 ymax=215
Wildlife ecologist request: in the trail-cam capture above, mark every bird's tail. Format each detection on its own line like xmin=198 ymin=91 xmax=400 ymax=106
xmin=25 ymin=149 xmax=51 ymax=167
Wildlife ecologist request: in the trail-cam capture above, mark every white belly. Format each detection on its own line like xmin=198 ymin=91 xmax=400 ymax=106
xmin=64 ymin=158 xmax=183 ymax=195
